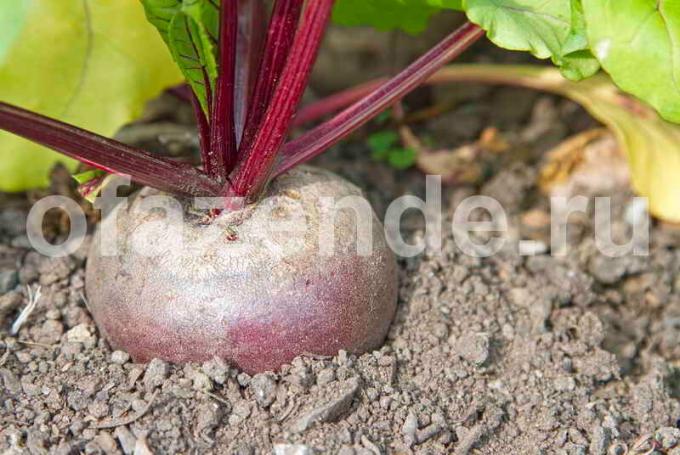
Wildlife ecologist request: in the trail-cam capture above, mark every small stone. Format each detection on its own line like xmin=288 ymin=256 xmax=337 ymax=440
xmin=66 ymin=323 xmax=96 ymax=347
xmin=110 ymin=350 xmax=130 ymax=365
xmin=251 ymin=373 xmax=277 ymax=408
xmin=237 ymin=372 xmax=251 ymax=387
xmin=232 ymin=444 xmax=255 ymax=455
xmin=88 ymin=400 xmax=110 ymax=419
xmin=26 ymin=428 xmax=47 ymax=454
xmin=416 ymin=424 xmax=443 ymax=444
xmin=131 ymin=398 xmax=148 ymax=413
xmin=656 ymin=427 xmax=680 ymax=449
xmin=196 ymin=401 xmax=223 ymax=436
xmin=0 ymin=368 xmax=21 ymax=394
xmin=0 ymin=269 xmax=17 ymax=293
xmin=589 ymin=426 xmax=611 ymax=455
xmin=36 ymin=319 xmax=63 ymax=345
xmin=232 ymin=400 xmax=252 ymax=418
xmin=431 ymin=323 xmax=449 ymax=340
xmin=66 ymin=389 xmax=88 ymax=411
xmin=379 ymin=396 xmax=392 ymax=409
xmin=191 ymin=371 xmax=213 ymax=391
xmin=69 ymin=419 xmax=85 ymax=436
xmin=228 ymin=414 xmax=244 ymax=426
xmin=337 ymin=350 xmax=350 ymax=365
xmin=274 ymin=444 xmax=315 ymax=455
xmin=360 ymin=435 xmax=381 ymax=454
xmin=93 ymin=432 xmax=118 ymax=453
xmin=60 ymin=342 xmax=83 ymax=359
xmin=289 ymin=377 xmax=360 ymax=433
xmin=38 ymin=256 xmax=75 ymax=285
xmin=286 ymin=366 xmax=314 ymax=390
xmin=15 ymin=351 xmax=32 ymax=363
xmin=456 ymin=425 xmax=486 ymax=455
xmin=607 ymin=442 xmax=626 ymax=455
xmin=365 ymin=387 xmax=378 ymax=401
xmin=143 ymin=358 xmax=169 ymax=390
xmin=554 ymin=375 xmax=576 ymax=392
xmin=134 ymin=436 xmax=154 ymax=455
xmin=454 ymin=332 xmax=490 ymax=366
xmin=316 ymin=368 xmax=335 ymax=385
xmin=202 ymin=357 xmax=229 ymax=384
xmin=589 ymin=256 xmax=627 ymax=285
xmin=11 ymin=235 xmax=31 ymax=249
xmin=521 ymin=209 xmax=551 ymax=229
xmin=0 ymin=291 xmax=22 ymax=321
xmin=19 ymin=252 xmax=40 ymax=284
xmin=113 ymin=426 xmax=137 ymax=455
xmin=402 ymin=410 xmax=419 ymax=447
xmin=0 ymin=209 xmax=27 ymax=236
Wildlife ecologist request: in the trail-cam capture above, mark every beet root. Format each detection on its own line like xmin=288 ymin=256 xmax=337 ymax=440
xmin=85 ymin=166 xmax=398 ymax=373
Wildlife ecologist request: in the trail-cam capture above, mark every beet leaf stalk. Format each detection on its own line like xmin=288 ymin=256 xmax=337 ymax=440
xmin=227 ymin=0 xmax=334 ymax=200
xmin=0 ymin=102 xmax=220 ymax=197
xmin=209 ymin=0 xmax=239 ymax=177
xmin=275 ymin=21 xmax=484 ymax=176
xmin=234 ymin=0 xmax=266 ymax=143
xmin=292 ymin=78 xmax=389 ymax=127
xmin=238 ymin=0 xmax=304 ymax=154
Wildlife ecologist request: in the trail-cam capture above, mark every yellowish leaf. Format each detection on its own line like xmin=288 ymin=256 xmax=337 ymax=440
xmin=431 ymin=65 xmax=680 ymax=222
xmin=0 ymin=0 xmax=184 ymax=191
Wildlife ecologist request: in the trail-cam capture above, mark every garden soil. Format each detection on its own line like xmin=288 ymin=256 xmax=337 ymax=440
xmin=2 ymin=28 xmax=680 ymax=455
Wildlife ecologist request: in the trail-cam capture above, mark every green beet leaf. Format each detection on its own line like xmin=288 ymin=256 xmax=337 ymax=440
xmin=0 ymin=0 xmax=183 ymax=192
xmin=463 ymin=0 xmax=599 ymax=80
xmin=333 ymin=0 xmax=463 ymax=35
xmin=141 ymin=0 xmax=219 ymax=114
xmin=582 ymin=0 xmax=680 ymax=123
xmin=336 ymin=0 xmax=599 ymax=79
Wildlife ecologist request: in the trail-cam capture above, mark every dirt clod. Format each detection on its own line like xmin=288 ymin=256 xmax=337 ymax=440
xmin=201 ymin=356 xmax=229 ymax=385
xmin=111 ymin=350 xmax=130 ymax=365
xmin=143 ymin=359 xmax=169 ymax=390
xmin=251 ymin=373 xmax=277 ymax=408
xmin=0 ymin=291 xmax=22 ymax=321
xmin=0 ymin=270 xmax=17 ymax=294
xmin=453 ymin=332 xmax=490 ymax=366
xmin=274 ymin=443 xmax=315 ymax=455
xmin=289 ymin=377 xmax=360 ymax=433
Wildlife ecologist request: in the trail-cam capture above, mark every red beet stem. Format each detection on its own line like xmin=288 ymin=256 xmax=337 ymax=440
xmin=292 ymin=78 xmax=389 ymax=127
xmin=237 ymin=0 xmax=304 ymax=155
xmin=0 ymin=101 xmax=221 ymax=197
xmin=234 ymin=0 xmax=266 ymax=145
xmin=226 ymin=0 xmax=334 ymax=199
xmin=275 ymin=22 xmax=484 ymax=175
xmin=209 ymin=0 xmax=239 ymax=178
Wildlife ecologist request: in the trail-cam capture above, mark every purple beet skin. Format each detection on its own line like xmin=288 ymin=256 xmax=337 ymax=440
xmin=85 ymin=166 xmax=398 ymax=374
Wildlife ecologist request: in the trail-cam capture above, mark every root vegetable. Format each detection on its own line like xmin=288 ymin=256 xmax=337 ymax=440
xmin=85 ymin=167 xmax=397 ymax=373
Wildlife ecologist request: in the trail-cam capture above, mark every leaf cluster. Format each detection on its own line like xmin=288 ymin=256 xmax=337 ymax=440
xmin=334 ymin=0 xmax=680 ymax=123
